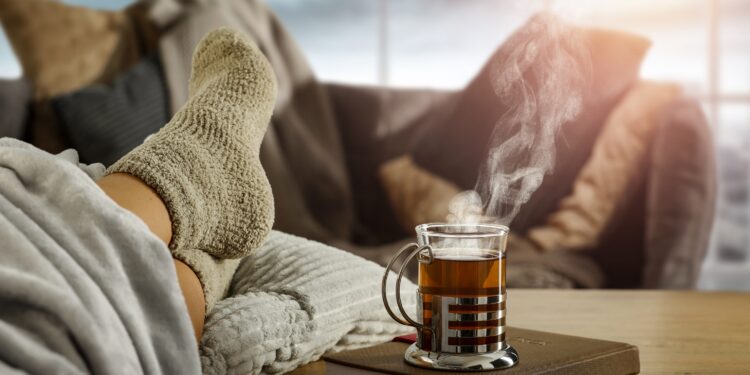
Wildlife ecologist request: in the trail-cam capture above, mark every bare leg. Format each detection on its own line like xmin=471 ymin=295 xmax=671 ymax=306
xmin=97 ymin=173 xmax=205 ymax=342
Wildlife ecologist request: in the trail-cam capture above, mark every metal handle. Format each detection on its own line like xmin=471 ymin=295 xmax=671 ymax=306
xmin=381 ymin=242 xmax=433 ymax=329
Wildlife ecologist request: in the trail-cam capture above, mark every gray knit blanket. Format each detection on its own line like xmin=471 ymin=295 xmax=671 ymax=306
xmin=0 ymin=138 xmax=200 ymax=374
xmin=201 ymin=231 xmax=417 ymax=374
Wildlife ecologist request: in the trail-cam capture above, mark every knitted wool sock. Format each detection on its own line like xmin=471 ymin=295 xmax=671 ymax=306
xmin=107 ymin=28 xmax=277 ymax=309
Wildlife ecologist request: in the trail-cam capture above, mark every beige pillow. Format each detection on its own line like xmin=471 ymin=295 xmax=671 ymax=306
xmin=527 ymin=81 xmax=681 ymax=251
xmin=0 ymin=0 xmax=148 ymax=152
xmin=0 ymin=0 xmax=141 ymax=98
xmin=379 ymin=155 xmax=461 ymax=232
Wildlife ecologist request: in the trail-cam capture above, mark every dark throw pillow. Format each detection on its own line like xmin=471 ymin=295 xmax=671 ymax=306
xmin=0 ymin=78 xmax=32 ymax=139
xmin=411 ymin=12 xmax=650 ymax=233
xmin=52 ymin=55 xmax=168 ymax=166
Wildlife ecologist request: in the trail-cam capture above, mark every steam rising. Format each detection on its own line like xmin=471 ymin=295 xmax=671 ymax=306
xmin=449 ymin=13 xmax=591 ymax=225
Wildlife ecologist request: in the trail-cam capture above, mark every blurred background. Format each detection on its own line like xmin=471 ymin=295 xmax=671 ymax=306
xmin=1 ymin=0 xmax=748 ymax=290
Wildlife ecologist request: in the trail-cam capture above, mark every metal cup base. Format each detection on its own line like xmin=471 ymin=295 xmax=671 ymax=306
xmin=404 ymin=342 xmax=519 ymax=372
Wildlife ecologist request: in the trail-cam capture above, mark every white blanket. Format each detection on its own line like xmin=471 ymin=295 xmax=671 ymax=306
xmin=201 ymin=231 xmax=417 ymax=374
xmin=0 ymin=138 xmax=200 ymax=374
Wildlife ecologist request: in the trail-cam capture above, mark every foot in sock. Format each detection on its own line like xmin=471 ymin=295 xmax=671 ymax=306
xmin=107 ymin=28 xmax=277 ymax=308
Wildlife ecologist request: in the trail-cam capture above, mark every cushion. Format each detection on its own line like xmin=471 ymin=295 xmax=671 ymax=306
xmin=0 ymin=0 xmax=141 ymax=98
xmin=52 ymin=55 xmax=168 ymax=166
xmin=0 ymin=78 xmax=31 ymax=139
xmin=379 ymin=155 xmax=461 ymax=232
xmin=0 ymin=0 xmax=150 ymax=154
xmin=410 ymin=13 xmax=651 ymax=233
xmin=201 ymin=231 xmax=415 ymax=374
xmin=527 ymin=81 xmax=681 ymax=252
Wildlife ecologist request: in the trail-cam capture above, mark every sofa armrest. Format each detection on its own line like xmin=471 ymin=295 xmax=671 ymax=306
xmin=643 ymin=98 xmax=716 ymax=288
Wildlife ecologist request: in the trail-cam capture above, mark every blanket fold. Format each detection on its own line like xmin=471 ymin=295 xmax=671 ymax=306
xmin=0 ymin=138 xmax=200 ymax=375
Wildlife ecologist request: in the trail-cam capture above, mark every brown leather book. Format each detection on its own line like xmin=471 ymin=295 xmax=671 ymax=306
xmin=323 ymin=327 xmax=639 ymax=374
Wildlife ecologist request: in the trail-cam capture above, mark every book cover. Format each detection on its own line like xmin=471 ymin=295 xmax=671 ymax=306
xmin=323 ymin=327 xmax=639 ymax=374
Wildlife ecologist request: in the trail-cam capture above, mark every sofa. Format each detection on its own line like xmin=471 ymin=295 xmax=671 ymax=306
xmin=0 ymin=0 xmax=716 ymax=289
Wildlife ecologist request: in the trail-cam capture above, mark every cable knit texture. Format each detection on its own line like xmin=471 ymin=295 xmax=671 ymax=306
xmin=200 ymin=231 xmax=417 ymax=374
xmin=107 ymin=28 xmax=277 ymax=310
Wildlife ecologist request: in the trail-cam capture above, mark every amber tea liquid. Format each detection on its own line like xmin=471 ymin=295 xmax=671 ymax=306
xmin=419 ymin=248 xmax=504 ymax=296
xmin=418 ymin=248 xmax=505 ymax=350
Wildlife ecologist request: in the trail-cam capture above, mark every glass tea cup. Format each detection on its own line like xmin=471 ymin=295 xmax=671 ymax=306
xmin=381 ymin=223 xmax=519 ymax=371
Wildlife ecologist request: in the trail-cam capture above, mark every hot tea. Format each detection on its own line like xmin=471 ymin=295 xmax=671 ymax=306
xmin=381 ymin=223 xmax=518 ymax=370
xmin=417 ymin=248 xmax=506 ymax=351
xmin=418 ymin=248 xmax=504 ymax=296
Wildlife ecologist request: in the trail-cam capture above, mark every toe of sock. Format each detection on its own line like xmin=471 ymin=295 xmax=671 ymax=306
xmin=188 ymin=27 xmax=277 ymax=110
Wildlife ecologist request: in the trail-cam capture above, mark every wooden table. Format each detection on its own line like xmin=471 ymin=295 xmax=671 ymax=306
xmin=292 ymin=290 xmax=750 ymax=374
